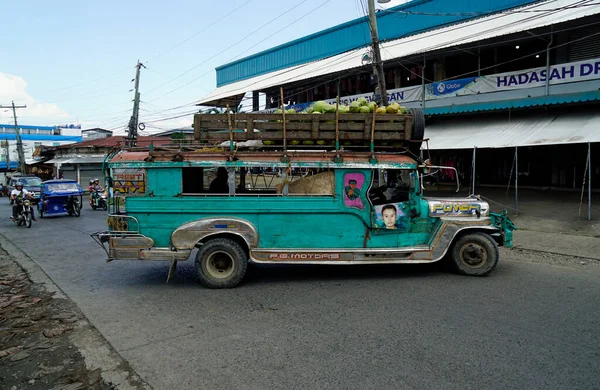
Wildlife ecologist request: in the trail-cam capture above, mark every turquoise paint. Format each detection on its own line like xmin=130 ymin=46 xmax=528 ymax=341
xmin=109 ymin=160 xmax=417 ymax=170
xmin=121 ymin=166 xmax=437 ymax=249
xmin=146 ymin=168 xmax=182 ymax=197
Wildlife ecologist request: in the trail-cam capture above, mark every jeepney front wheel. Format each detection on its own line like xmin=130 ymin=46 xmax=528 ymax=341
xmin=195 ymin=238 xmax=248 ymax=288
xmin=450 ymin=233 xmax=499 ymax=276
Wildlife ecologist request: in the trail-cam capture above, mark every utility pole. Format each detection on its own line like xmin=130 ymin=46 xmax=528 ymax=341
xmin=4 ymin=137 xmax=9 ymax=170
xmin=126 ymin=60 xmax=145 ymax=147
xmin=367 ymin=0 xmax=388 ymax=106
xmin=0 ymin=102 xmax=27 ymax=173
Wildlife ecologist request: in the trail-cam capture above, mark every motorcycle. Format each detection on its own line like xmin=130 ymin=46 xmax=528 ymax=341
xmin=91 ymin=189 xmax=108 ymax=211
xmin=13 ymin=199 xmax=33 ymax=228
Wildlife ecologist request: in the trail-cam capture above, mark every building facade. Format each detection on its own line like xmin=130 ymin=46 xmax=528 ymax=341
xmin=198 ymin=0 xmax=600 ymax=191
xmin=0 ymin=124 xmax=82 ymax=170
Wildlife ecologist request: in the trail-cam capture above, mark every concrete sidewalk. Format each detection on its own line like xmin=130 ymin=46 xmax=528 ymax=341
xmin=512 ymin=230 xmax=600 ymax=260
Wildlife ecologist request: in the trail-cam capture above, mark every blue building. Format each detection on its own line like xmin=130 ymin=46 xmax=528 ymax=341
xmin=0 ymin=124 xmax=82 ymax=170
xmin=198 ymin=0 xmax=600 ymax=191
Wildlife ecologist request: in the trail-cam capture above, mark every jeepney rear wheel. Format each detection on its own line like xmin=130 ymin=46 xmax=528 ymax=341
xmin=450 ymin=233 xmax=499 ymax=276
xmin=195 ymin=238 xmax=248 ymax=289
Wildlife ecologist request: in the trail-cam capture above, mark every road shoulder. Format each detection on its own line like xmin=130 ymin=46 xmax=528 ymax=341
xmin=0 ymin=234 xmax=151 ymax=390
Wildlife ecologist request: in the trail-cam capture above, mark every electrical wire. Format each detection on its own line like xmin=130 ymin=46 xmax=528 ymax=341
xmin=147 ymin=0 xmax=256 ymax=62
xmin=377 ymin=0 xmax=600 ymax=16
xmin=227 ymin=0 xmax=333 ymax=63
xmin=82 ymin=0 xmax=600 ymax=127
xmin=142 ymin=0 xmax=310 ymax=98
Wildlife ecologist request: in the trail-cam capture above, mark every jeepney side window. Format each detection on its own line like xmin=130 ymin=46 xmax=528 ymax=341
xmin=280 ymin=168 xmax=334 ymax=196
xmin=234 ymin=166 xmax=334 ymax=196
xmin=368 ymin=169 xmax=412 ymax=206
xmin=182 ymin=167 xmax=204 ymax=194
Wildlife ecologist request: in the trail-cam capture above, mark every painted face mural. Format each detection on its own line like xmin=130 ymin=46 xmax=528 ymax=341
xmin=343 ymin=173 xmax=365 ymax=210
xmin=374 ymin=203 xmax=408 ymax=231
xmin=382 ymin=206 xmax=397 ymax=229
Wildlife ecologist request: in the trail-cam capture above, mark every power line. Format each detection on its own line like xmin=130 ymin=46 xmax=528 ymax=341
xmin=142 ymin=0 xmax=311 ymax=99
xmin=227 ymin=0 xmax=333 ymax=63
xmin=147 ymin=0 xmax=256 ymax=62
xmin=147 ymin=0 xmax=335 ymax=103
xmin=377 ymin=0 xmax=600 ymax=16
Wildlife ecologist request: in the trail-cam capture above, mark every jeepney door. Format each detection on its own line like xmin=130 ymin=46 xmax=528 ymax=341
xmin=366 ymin=169 xmax=414 ymax=247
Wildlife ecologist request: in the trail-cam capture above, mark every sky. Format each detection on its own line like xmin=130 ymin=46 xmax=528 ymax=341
xmin=0 ymin=0 xmax=409 ymax=134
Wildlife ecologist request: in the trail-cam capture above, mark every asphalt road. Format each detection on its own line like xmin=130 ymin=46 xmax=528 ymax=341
xmin=1 ymin=199 xmax=599 ymax=390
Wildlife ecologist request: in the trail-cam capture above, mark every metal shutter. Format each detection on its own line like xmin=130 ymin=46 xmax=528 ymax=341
xmin=568 ymin=24 xmax=600 ymax=62
xmin=80 ymin=169 xmax=103 ymax=188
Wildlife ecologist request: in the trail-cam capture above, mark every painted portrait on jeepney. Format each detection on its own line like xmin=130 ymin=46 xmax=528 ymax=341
xmin=374 ymin=203 xmax=408 ymax=231
xmin=343 ymin=173 xmax=365 ymax=210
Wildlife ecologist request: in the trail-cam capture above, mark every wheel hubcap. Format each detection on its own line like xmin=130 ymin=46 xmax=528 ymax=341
xmin=459 ymin=242 xmax=487 ymax=268
xmin=206 ymin=251 xmax=235 ymax=279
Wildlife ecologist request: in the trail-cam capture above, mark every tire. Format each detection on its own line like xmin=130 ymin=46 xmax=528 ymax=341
xmin=25 ymin=213 xmax=32 ymax=228
xmin=408 ymin=108 xmax=425 ymax=157
xmin=195 ymin=238 xmax=248 ymax=289
xmin=91 ymin=203 xmax=97 ymax=210
xmin=73 ymin=201 xmax=81 ymax=217
xmin=39 ymin=207 xmax=44 ymax=219
xmin=450 ymin=233 xmax=499 ymax=276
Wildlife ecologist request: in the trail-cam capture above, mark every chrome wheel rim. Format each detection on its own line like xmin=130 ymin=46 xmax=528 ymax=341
xmin=206 ymin=251 xmax=235 ymax=279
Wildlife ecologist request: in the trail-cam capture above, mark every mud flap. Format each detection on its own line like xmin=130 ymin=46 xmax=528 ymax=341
xmin=167 ymin=260 xmax=177 ymax=283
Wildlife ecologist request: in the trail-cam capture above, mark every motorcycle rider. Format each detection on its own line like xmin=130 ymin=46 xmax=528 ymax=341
xmin=89 ymin=178 xmax=104 ymax=206
xmin=10 ymin=182 xmax=36 ymax=221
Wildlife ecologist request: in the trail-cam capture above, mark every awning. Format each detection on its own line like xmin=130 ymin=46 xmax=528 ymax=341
xmin=425 ymin=109 xmax=600 ymax=150
xmin=25 ymin=158 xmax=45 ymax=165
xmin=45 ymin=157 xmax=75 ymax=164
xmin=198 ymin=0 xmax=600 ymax=106
xmin=45 ymin=156 xmax=106 ymax=164
xmin=70 ymin=156 xmax=107 ymax=164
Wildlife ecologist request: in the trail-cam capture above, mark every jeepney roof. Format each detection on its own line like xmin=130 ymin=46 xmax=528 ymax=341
xmin=108 ymin=150 xmax=419 ymax=169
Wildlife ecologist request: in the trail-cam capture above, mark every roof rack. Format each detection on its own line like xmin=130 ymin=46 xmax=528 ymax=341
xmin=192 ymin=104 xmax=425 ymax=159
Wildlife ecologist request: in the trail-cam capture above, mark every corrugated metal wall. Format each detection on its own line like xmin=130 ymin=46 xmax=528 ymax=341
xmin=216 ymin=0 xmax=541 ymax=87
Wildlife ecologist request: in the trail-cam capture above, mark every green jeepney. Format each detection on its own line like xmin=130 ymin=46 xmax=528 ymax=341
xmin=92 ymin=110 xmax=515 ymax=288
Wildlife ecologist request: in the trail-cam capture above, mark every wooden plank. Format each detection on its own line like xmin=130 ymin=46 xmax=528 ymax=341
xmin=246 ymin=117 xmax=254 ymax=140
xmin=194 ymin=112 xmax=413 ymax=122
xmin=311 ymin=117 xmax=319 ymax=139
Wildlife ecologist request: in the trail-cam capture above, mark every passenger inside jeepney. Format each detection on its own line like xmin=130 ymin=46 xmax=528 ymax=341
xmin=209 ymin=167 xmax=229 ymax=194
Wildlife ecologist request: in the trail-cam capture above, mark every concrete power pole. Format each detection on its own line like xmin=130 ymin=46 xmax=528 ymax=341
xmin=367 ymin=0 xmax=388 ymax=106
xmin=126 ymin=60 xmax=145 ymax=147
xmin=0 ymin=102 xmax=27 ymax=173
xmin=4 ymin=137 xmax=9 ymax=170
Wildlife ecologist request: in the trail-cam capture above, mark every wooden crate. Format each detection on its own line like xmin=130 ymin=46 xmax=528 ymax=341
xmin=193 ymin=113 xmax=413 ymax=142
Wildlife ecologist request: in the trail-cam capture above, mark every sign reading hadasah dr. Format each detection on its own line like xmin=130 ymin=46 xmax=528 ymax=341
xmin=260 ymin=57 xmax=600 ymax=112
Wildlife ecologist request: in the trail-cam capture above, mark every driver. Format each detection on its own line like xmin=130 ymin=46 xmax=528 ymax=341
xmin=10 ymin=182 xmax=36 ymax=221
xmin=89 ymin=178 xmax=104 ymax=205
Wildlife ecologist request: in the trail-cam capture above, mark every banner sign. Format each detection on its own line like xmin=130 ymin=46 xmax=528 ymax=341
xmin=471 ymin=58 xmax=600 ymax=94
xmin=112 ymin=169 xmax=145 ymax=196
xmin=262 ymin=85 xmax=422 ymax=113
xmin=258 ymin=57 xmax=600 ymax=112
xmin=426 ymin=77 xmax=477 ymax=99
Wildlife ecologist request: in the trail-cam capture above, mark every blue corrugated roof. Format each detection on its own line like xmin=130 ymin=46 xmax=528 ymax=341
xmin=0 ymin=124 xmax=56 ymax=130
xmin=424 ymin=91 xmax=600 ymax=115
xmin=0 ymin=134 xmax=82 ymax=142
xmin=0 ymin=162 xmax=18 ymax=169
xmin=216 ymin=0 xmax=540 ymax=86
